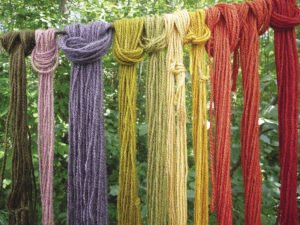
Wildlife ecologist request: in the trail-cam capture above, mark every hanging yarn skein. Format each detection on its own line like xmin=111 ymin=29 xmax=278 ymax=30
xmin=270 ymin=0 xmax=300 ymax=224
xmin=142 ymin=16 xmax=168 ymax=225
xmin=0 ymin=31 xmax=36 ymax=225
xmin=59 ymin=21 xmax=113 ymax=225
xmin=232 ymin=1 xmax=272 ymax=224
xmin=206 ymin=4 xmax=239 ymax=225
xmin=164 ymin=10 xmax=190 ymax=225
xmin=113 ymin=18 xmax=144 ymax=225
xmin=31 ymin=28 xmax=59 ymax=225
xmin=184 ymin=9 xmax=210 ymax=225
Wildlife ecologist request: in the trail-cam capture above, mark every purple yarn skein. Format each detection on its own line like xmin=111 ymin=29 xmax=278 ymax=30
xmin=59 ymin=21 xmax=112 ymax=225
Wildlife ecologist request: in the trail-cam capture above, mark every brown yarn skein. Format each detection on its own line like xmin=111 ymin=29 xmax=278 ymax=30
xmin=0 ymin=31 xmax=36 ymax=225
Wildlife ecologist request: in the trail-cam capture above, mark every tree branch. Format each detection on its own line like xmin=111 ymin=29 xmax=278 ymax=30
xmin=60 ymin=0 xmax=67 ymax=14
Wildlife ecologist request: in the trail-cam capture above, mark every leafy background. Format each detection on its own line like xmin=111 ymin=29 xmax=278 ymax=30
xmin=0 ymin=0 xmax=299 ymax=224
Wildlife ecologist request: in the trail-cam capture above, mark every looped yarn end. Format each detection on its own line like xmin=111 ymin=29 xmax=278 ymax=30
xmin=59 ymin=21 xmax=113 ymax=64
xmin=32 ymin=29 xmax=59 ymax=74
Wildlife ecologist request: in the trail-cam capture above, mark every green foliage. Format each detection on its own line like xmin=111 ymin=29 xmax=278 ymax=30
xmin=0 ymin=1 xmax=299 ymax=225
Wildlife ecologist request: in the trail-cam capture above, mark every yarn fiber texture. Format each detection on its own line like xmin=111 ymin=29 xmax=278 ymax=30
xmin=164 ymin=10 xmax=190 ymax=225
xmin=206 ymin=4 xmax=240 ymax=225
xmin=142 ymin=15 xmax=168 ymax=225
xmin=112 ymin=18 xmax=144 ymax=225
xmin=0 ymin=31 xmax=36 ymax=225
xmin=232 ymin=1 xmax=272 ymax=224
xmin=31 ymin=28 xmax=59 ymax=225
xmin=270 ymin=0 xmax=300 ymax=224
xmin=184 ymin=9 xmax=210 ymax=225
xmin=59 ymin=21 xmax=113 ymax=225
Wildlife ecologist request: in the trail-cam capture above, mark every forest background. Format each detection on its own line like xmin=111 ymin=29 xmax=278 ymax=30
xmin=0 ymin=0 xmax=299 ymax=224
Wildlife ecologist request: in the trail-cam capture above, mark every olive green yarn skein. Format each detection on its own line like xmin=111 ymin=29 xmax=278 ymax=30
xmin=142 ymin=16 xmax=168 ymax=225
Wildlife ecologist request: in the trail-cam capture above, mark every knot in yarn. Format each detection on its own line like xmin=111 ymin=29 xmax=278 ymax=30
xmin=11 ymin=207 xmax=29 ymax=214
xmin=59 ymin=21 xmax=113 ymax=64
xmin=236 ymin=0 xmax=272 ymax=35
xmin=207 ymin=4 xmax=240 ymax=55
xmin=185 ymin=10 xmax=211 ymax=45
xmin=198 ymin=66 xmax=210 ymax=82
xmin=248 ymin=0 xmax=272 ymax=34
xmin=184 ymin=31 xmax=210 ymax=45
xmin=270 ymin=0 xmax=300 ymax=31
xmin=113 ymin=18 xmax=144 ymax=66
xmin=1 ymin=31 xmax=35 ymax=56
xmin=113 ymin=46 xmax=144 ymax=65
xmin=142 ymin=16 xmax=166 ymax=54
xmin=32 ymin=29 xmax=59 ymax=74
xmin=172 ymin=62 xmax=186 ymax=106
xmin=169 ymin=61 xmax=185 ymax=75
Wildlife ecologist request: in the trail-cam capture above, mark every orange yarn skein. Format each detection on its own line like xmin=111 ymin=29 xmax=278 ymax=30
xmin=233 ymin=0 xmax=272 ymax=225
xmin=206 ymin=4 xmax=239 ymax=225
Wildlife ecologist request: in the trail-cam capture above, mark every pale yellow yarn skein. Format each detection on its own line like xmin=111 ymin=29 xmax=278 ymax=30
xmin=164 ymin=10 xmax=190 ymax=225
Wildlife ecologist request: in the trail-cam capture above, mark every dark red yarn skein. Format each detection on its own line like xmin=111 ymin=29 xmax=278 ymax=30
xmin=270 ymin=0 xmax=300 ymax=224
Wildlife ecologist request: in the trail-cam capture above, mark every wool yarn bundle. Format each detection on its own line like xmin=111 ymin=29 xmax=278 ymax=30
xmin=232 ymin=0 xmax=272 ymax=224
xmin=0 ymin=1 xmax=299 ymax=225
xmin=185 ymin=9 xmax=210 ymax=225
xmin=59 ymin=21 xmax=113 ymax=225
xmin=31 ymin=28 xmax=59 ymax=225
xmin=206 ymin=4 xmax=239 ymax=225
xmin=164 ymin=10 xmax=190 ymax=225
xmin=142 ymin=16 xmax=168 ymax=225
xmin=0 ymin=31 xmax=36 ymax=225
xmin=113 ymin=18 xmax=144 ymax=225
xmin=270 ymin=0 xmax=300 ymax=224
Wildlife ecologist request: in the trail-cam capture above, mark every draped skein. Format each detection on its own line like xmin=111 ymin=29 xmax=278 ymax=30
xmin=164 ymin=10 xmax=190 ymax=225
xmin=206 ymin=5 xmax=239 ymax=225
xmin=0 ymin=31 xmax=36 ymax=225
xmin=112 ymin=18 xmax=144 ymax=225
xmin=142 ymin=16 xmax=168 ymax=225
xmin=270 ymin=0 xmax=300 ymax=224
xmin=31 ymin=29 xmax=59 ymax=225
xmin=184 ymin=9 xmax=210 ymax=225
xmin=59 ymin=21 xmax=113 ymax=225
xmin=232 ymin=1 xmax=272 ymax=224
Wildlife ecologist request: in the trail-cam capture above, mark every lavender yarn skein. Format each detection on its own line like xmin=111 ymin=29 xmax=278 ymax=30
xmin=59 ymin=21 xmax=113 ymax=225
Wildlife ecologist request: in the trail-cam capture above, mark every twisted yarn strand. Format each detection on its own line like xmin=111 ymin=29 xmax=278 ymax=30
xmin=206 ymin=4 xmax=240 ymax=225
xmin=59 ymin=21 xmax=113 ymax=225
xmin=164 ymin=10 xmax=190 ymax=225
xmin=31 ymin=28 xmax=59 ymax=225
xmin=184 ymin=9 xmax=210 ymax=225
xmin=142 ymin=16 xmax=168 ymax=225
xmin=0 ymin=31 xmax=36 ymax=225
xmin=113 ymin=18 xmax=144 ymax=225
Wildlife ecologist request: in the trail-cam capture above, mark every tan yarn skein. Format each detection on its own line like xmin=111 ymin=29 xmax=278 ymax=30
xmin=164 ymin=10 xmax=190 ymax=225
